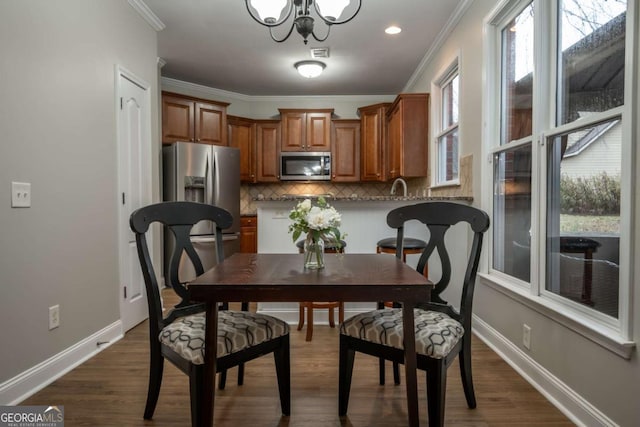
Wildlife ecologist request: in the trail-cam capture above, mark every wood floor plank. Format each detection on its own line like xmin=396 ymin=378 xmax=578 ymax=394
xmin=22 ymin=296 xmax=574 ymax=426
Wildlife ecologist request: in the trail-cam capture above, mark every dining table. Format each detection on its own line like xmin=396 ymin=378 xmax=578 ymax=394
xmin=188 ymin=252 xmax=433 ymax=427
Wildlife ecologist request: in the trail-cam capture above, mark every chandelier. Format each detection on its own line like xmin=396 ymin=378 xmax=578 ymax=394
xmin=245 ymin=0 xmax=362 ymax=45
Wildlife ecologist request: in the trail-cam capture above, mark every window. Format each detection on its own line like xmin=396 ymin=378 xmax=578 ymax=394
xmin=485 ymin=0 xmax=631 ymax=346
xmin=433 ymin=62 xmax=459 ymax=185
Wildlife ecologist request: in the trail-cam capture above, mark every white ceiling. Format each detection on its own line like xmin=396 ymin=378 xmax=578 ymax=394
xmin=142 ymin=0 xmax=464 ymax=96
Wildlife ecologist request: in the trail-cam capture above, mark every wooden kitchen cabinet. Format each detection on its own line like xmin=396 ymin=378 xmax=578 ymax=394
xmin=358 ymin=103 xmax=391 ymax=182
xmin=386 ymin=93 xmax=429 ymax=178
xmin=162 ymin=92 xmax=229 ymax=145
xmin=279 ymin=109 xmax=333 ymax=152
xmin=255 ymin=120 xmax=281 ymax=182
xmin=228 ymin=115 xmax=256 ymax=183
xmin=331 ymin=120 xmax=360 ymax=182
xmin=240 ymin=215 xmax=258 ymax=253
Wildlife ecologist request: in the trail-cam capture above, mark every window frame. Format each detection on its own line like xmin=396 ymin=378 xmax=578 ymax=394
xmin=481 ymin=0 xmax=637 ymax=358
xmin=431 ymin=56 xmax=461 ymax=187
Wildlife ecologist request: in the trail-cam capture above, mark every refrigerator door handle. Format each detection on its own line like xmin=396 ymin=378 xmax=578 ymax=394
xmin=204 ymin=151 xmax=211 ymax=206
xmin=212 ymin=150 xmax=219 ymax=206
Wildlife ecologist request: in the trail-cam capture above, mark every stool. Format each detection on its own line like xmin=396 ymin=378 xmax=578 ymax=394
xmin=296 ymin=239 xmax=346 ymax=341
xmin=377 ymin=237 xmax=428 ymax=308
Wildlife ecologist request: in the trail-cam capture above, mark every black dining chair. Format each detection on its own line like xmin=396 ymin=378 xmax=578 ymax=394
xmin=338 ymin=202 xmax=489 ymax=427
xmin=130 ymin=201 xmax=290 ymax=426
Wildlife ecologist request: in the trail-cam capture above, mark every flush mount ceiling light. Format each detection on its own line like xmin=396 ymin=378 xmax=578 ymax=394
xmin=246 ymin=0 xmax=362 ymax=45
xmin=295 ymin=60 xmax=325 ymax=78
xmin=385 ymin=25 xmax=402 ymax=35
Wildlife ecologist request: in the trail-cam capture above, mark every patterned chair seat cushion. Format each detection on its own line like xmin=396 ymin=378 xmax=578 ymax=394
xmin=340 ymin=308 xmax=463 ymax=359
xmin=160 ymin=311 xmax=290 ymax=365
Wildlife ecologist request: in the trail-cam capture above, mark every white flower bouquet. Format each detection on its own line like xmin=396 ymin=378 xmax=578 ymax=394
xmin=288 ymin=197 xmax=343 ymax=268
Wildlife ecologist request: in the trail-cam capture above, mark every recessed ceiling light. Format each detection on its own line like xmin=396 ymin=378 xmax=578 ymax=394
xmin=385 ymin=26 xmax=401 ymax=35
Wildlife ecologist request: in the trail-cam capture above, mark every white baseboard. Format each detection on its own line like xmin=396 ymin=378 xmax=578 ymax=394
xmin=472 ymin=315 xmax=618 ymax=427
xmin=0 ymin=321 xmax=123 ymax=405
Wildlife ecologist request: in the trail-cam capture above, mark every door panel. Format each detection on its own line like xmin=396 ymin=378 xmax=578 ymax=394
xmin=118 ymin=69 xmax=151 ymax=332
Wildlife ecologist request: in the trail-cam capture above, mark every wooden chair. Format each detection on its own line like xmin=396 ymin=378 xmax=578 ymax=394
xmin=130 ymin=201 xmax=290 ymax=426
xmin=338 ymin=202 xmax=489 ymax=427
xmin=295 ymin=239 xmax=346 ymax=341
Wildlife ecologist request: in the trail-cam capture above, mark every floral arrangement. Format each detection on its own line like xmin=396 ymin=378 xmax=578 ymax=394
xmin=288 ymin=196 xmax=343 ymax=249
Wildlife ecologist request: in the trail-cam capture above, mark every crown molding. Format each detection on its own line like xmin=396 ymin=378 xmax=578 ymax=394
xmin=161 ymin=77 xmax=396 ymax=104
xmin=128 ymin=0 xmax=165 ymax=31
xmin=404 ymin=0 xmax=474 ymax=91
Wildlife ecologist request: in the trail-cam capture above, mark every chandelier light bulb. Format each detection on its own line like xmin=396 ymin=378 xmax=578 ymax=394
xmin=315 ymin=0 xmax=350 ymax=20
xmin=250 ymin=0 xmax=288 ymax=22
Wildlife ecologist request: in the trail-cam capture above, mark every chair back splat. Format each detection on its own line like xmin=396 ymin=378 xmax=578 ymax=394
xmin=339 ymin=202 xmax=489 ymax=427
xmin=130 ymin=201 xmax=290 ymax=426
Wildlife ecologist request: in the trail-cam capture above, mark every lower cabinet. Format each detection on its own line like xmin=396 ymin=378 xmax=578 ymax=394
xmin=240 ymin=215 xmax=258 ymax=253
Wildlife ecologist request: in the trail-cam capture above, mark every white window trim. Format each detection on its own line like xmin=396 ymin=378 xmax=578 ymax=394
xmin=431 ymin=54 xmax=461 ymax=188
xmin=481 ymin=0 xmax=637 ymax=358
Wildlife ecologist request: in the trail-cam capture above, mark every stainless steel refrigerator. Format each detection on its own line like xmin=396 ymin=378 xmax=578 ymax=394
xmin=162 ymin=142 xmax=240 ymax=282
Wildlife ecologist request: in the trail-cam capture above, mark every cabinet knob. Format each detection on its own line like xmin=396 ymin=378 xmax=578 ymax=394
xmin=197 ymin=138 xmax=201 ymax=142
xmin=190 ymin=138 xmax=195 ymax=142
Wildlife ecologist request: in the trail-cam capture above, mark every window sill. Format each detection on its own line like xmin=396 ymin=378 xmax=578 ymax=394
xmin=477 ymin=272 xmax=635 ymax=359
xmin=430 ymin=180 xmax=460 ymax=189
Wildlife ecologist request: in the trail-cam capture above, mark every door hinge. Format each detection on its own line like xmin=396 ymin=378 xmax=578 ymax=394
xmin=122 ymin=192 xmax=125 ymax=205
xmin=120 ymin=97 xmax=123 ymax=110
xmin=124 ymin=286 xmax=127 ymax=299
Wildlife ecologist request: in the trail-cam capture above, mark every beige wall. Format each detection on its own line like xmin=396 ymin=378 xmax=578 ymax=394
xmin=0 ymin=0 xmax=159 ymax=383
xmin=405 ymin=0 xmax=640 ymax=425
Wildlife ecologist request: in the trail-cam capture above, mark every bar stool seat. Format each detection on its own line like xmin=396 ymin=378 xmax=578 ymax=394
xmin=376 ymin=237 xmax=428 ymax=259
xmin=296 ymin=239 xmax=346 ymax=341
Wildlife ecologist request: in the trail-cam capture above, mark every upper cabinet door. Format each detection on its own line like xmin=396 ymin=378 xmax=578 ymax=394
xmin=280 ymin=111 xmax=306 ymax=151
xmin=358 ymin=103 xmax=390 ymax=182
xmin=306 ymin=112 xmax=331 ymax=151
xmin=256 ymin=121 xmax=281 ymax=182
xmin=228 ymin=116 xmax=256 ymax=183
xmin=331 ymin=120 xmax=360 ymax=182
xmin=386 ymin=94 xmax=429 ymax=178
xmin=279 ymin=109 xmax=333 ymax=151
xmin=162 ymin=95 xmax=195 ymax=143
xmin=195 ymin=101 xmax=227 ymax=146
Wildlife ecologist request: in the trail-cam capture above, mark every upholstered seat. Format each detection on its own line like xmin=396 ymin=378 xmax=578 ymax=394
xmin=160 ymin=311 xmax=289 ymax=364
xmin=340 ymin=308 xmax=463 ymax=359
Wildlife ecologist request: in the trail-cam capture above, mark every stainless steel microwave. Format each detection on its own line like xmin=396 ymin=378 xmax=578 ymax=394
xmin=280 ymin=152 xmax=331 ymax=181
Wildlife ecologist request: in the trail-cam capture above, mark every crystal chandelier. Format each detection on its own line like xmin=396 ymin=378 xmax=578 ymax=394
xmin=245 ymin=0 xmax=362 ymax=44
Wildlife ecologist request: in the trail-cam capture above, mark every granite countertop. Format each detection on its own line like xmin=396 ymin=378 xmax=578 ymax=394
xmin=252 ymin=195 xmax=473 ymax=202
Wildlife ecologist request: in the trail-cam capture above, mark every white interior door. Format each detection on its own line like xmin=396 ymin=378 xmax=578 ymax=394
xmin=117 ymin=66 xmax=152 ymax=332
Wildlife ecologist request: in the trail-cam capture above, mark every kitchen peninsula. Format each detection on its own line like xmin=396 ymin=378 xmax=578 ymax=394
xmin=253 ymin=194 xmax=472 ymax=323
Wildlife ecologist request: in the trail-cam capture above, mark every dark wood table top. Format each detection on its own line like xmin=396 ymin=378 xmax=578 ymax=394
xmin=188 ymin=253 xmax=431 ymax=303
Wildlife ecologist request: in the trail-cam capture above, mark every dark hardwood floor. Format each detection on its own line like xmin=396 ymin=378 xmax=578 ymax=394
xmin=23 ymin=296 xmax=574 ymax=426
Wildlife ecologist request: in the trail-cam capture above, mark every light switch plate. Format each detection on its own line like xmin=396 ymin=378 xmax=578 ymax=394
xmin=11 ymin=182 xmax=31 ymax=208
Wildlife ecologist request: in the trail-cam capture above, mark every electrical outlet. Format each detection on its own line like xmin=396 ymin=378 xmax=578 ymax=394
xmin=523 ymin=324 xmax=531 ymax=350
xmin=49 ymin=305 xmax=60 ymax=330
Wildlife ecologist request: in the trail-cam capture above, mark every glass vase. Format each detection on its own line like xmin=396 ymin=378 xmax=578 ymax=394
xmin=303 ymin=237 xmax=325 ymax=270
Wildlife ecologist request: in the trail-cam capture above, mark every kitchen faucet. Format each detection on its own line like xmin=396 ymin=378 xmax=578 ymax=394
xmin=390 ymin=178 xmax=408 ymax=198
